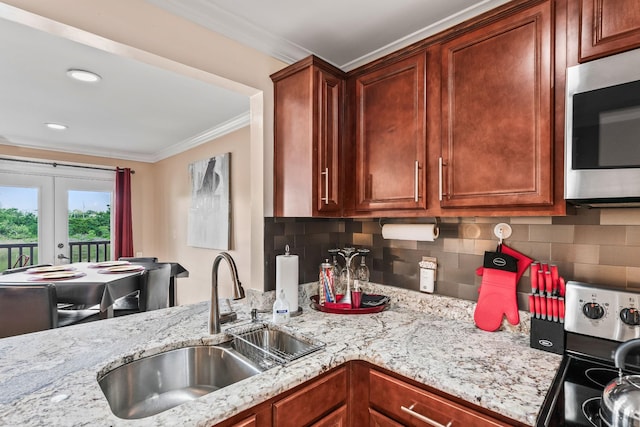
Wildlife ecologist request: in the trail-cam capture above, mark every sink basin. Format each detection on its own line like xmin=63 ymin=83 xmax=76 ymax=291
xmin=98 ymin=342 xmax=263 ymax=419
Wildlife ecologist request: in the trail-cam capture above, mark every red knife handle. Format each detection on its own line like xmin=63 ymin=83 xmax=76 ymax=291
xmin=559 ymin=297 xmax=565 ymax=323
xmin=534 ymin=294 xmax=541 ymax=319
xmin=541 ymin=263 xmax=549 ymax=274
xmin=550 ymin=264 xmax=559 ymax=289
xmin=545 ymin=271 xmax=553 ymax=295
xmin=529 ymin=294 xmax=535 ymax=316
xmin=540 ymin=294 xmax=547 ymax=320
xmin=538 ymin=271 xmax=546 ymax=296
xmin=552 ymin=296 xmax=559 ymax=322
xmin=530 ymin=262 xmax=540 ymax=293
xmin=559 ymin=277 xmax=566 ymax=297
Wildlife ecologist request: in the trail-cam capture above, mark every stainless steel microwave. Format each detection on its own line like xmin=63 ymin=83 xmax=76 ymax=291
xmin=565 ymin=48 xmax=640 ymax=207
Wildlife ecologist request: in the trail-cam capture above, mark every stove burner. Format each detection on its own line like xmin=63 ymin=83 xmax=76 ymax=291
xmin=585 ymin=367 xmax=619 ymax=388
xmin=582 ymin=397 xmax=602 ymax=427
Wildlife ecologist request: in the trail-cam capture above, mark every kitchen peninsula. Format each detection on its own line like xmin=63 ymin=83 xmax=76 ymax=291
xmin=0 ymin=283 xmax=560 ymax=426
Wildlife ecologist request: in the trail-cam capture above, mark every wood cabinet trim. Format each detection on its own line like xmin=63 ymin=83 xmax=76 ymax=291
xmin=577 ymin=0 xmax=640 ymax=62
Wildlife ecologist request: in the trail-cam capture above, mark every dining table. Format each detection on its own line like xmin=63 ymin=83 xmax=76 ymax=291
xmin=0 ymin=262 xmax=144 ymax=318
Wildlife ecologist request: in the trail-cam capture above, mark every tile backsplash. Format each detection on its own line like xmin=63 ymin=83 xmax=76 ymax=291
xmin=264 ymin=208 xmax=640 ymax=310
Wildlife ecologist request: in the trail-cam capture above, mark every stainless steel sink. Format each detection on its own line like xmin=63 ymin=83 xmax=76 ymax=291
xmin=226 ymin=322 xmax=325 ymax=369
xmin=98 ymin=342 xmax=263 ymax=419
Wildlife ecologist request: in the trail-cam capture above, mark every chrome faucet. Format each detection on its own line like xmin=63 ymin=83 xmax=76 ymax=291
xmin=210 ymin=252 xmax=245 ymax=334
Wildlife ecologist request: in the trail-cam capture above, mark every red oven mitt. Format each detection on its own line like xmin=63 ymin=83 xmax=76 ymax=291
xmin=498 ymin=244 xmax=533 ymax=283
xmin=475 ymin=244 xmax=533 ymax=283
xmin=474 ymin=251 xmax=519 ymax=332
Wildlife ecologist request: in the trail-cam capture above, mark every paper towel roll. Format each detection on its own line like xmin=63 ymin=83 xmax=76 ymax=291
xmin=381 ymin=223 xmax=439 ymax=241
xmin=276 ymin=249 xmax=299 ymax=311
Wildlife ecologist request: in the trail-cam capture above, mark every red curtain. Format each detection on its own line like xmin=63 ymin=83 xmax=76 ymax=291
xmin=115 ymin=168 xmax=134 ymax=258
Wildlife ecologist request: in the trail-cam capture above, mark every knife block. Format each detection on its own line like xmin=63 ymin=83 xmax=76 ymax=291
xmin=530 ymin=318 xmax=564 ymax=355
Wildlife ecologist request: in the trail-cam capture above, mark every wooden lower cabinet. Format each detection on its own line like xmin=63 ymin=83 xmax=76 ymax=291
xmin=369 ymin=369 xmax=513 ymax=427
xmin=311 ymin=404 xmax=348 ymax=427
xmin=216 ymin=403 xmax=272 ymax=427
xmin=273 ymin=367 xmax=347 ymax=427
xmin=369 ymin=408 xmax=404 ymax=427
xmin=215 ymin=362 xmax=519 ymax=427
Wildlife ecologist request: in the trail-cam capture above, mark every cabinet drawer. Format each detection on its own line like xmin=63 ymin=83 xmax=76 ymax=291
xmin=273 ymin=367 xmax=347 ymax=427
xmin=369 ymin=408 xmax=403 ymax=427
xmin=369 ymin=370 xmax=510 ymax=427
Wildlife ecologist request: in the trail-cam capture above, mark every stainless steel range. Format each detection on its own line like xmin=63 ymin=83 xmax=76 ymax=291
xmin=537 ymin=281 xmax=640 ymax=426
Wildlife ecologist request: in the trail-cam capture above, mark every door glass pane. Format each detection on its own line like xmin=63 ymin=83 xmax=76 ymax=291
xmin=67 ymin=190 xmax=111 ymax=263
xmin=0 ymin=186 xmax=39 ymax=271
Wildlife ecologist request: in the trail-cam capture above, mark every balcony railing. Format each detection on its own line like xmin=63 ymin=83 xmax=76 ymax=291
xmin=0 ymin=241 xmax=111 ymax=272
xmin=69 ymin=240 xmax=111 ymax=263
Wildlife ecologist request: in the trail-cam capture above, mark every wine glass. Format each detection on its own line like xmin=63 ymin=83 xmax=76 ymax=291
xmin=355 ymin=253 xmax=370 ymax=293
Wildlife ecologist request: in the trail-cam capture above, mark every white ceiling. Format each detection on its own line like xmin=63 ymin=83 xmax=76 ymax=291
xmin=0 ymin=0 xmax=510 ymax=162
xmin=148 ymin=0 xmax=511 ymax=70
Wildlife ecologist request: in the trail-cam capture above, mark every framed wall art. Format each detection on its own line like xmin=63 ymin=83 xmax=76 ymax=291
xmin=187 ymin=153 xmax=230 ymax=250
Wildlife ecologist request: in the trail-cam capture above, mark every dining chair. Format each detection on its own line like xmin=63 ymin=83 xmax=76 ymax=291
xmin=2 ymin=264 xmax=52 ymax=275
xmin=0 ymin=283 xmax=57 ymax=338
xmin=112 ymin=258 xmax=160 ymax=313
xmin=114 ymin=263 xmax=172 ymax=316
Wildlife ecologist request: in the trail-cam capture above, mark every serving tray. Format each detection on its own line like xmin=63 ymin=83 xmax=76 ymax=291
xmin=310 ymin=295 xmax=389 ymax=314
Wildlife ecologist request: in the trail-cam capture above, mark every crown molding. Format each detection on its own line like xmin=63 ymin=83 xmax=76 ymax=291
xmin=340 ymin=0 xmax=512 ymax=71
xmin=146 ymin=0 xmax=314 ymax=65
xmin=2 ymin=111 xmax=251 ymax=163
xmin=152 ymin=111 xmax=250 ymax=162
xmin=147 ymin=0 xmax=511 ymax=71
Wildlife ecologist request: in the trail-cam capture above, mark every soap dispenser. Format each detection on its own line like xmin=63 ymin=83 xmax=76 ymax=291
xmin=273 ymin=289 xmax=290 ymax=324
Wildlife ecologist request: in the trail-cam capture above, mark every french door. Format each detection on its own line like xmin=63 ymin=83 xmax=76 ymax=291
xmin=0 ymin=160 xmax=114 ymax=269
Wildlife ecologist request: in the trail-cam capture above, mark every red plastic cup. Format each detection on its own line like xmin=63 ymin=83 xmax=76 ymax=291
xmin=351 ymin=291 xmax=362 ymax=309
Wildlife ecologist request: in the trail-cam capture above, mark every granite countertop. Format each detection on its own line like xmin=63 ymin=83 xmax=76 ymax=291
xmin=0 ymin=283 xmax=561 ymax=426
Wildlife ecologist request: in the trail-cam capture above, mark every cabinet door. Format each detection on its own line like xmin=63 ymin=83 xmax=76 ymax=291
xmin=354 ymin=53 xmax=427 ymax=212
xmin=578 ymin=0 xmax=640 ymax=61
xmin=231 ymin=414 xmax=258 ymax=427
xmin=440 ymin=1 xmax=553 ymax=208
xmin=316 ymin=68 xmax=342 ymax=215
xmin=272 ymin=56 xmax=344 ymax=217
xmin=273 ymin=366 xmax=347 ymax=427
xmin=310 ymin=404 xmax=348 ymax=427
xmin=369 ymin=370 xmax=512 ymax=427
xmin=213 ymin=402 xmax=272 ymax=427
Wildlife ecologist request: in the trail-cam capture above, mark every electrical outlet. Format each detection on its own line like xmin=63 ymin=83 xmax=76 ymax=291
xmin=420 ymin=267 xmax=435 ymax=293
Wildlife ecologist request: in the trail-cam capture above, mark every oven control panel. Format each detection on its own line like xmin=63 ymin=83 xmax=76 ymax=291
xmin=565 ymin=281 xmax=640 ymax=342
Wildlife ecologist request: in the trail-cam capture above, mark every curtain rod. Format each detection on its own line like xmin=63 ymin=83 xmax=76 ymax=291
xmin=0 ymin=157 xmax=135 ymax=174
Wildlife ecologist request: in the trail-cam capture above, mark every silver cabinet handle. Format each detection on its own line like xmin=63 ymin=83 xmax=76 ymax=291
xmin=401 ymin=403 xmax=453 ymax=427
xmin=414 ymin=160 xmax=419 ymax=202
xmin=321 ymin=167 xmax=329 ymax=204
xmin=438 ymin=157 xmax=444 ymax=201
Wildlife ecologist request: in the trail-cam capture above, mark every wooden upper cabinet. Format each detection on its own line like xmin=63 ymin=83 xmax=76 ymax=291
xmin=577 ymin=0 xmax=640 ymax=62
xmin=353 ymin=53 xmax=427 ymax=212
xmin=272 ymin=56 xmax=344 ymax=217
xmin=439 ymin=0 xmax=553 ymax=209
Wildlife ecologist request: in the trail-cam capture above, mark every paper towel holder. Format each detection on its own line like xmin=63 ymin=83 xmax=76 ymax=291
xmin=379 ymin=218 xmax=440 ymax=242
xmin=378 ymin=217 xmax=439 ymax=228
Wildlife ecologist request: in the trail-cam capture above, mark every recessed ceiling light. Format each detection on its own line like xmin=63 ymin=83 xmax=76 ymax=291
xmin=66 ymin=69 xmax=101 ymax=83
xmin=45 ymin=123 xmax=68 ymax=130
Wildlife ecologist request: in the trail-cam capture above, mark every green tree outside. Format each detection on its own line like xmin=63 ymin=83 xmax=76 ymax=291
xmin=0 ymin=208 xmax=111 ymax=269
